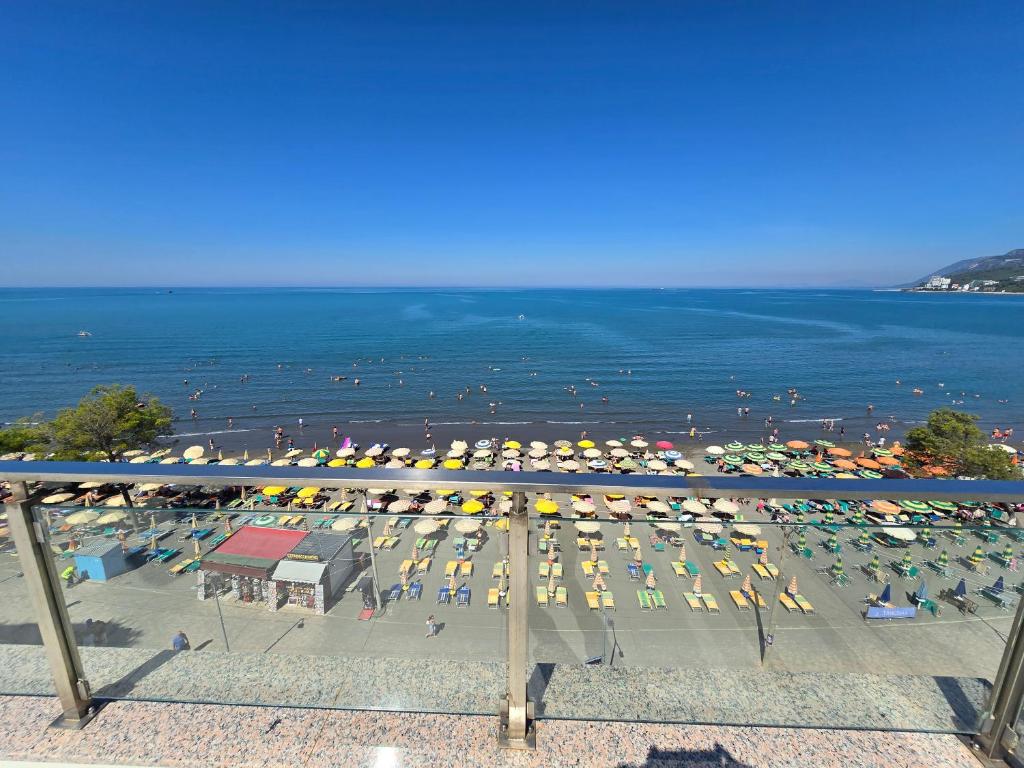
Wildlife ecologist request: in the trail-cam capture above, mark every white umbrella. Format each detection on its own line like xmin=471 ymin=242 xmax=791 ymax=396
xmin=705 ymin=445 xmax=725 ymax=455
xmin=532 ymin=459 xmax=551 ymax=470
xmin=572 ymin=500 xmax=596 ymax=514
xmin=365 ymin=446 xmax=384 ymax=458
xmin=385 ymin=459 xmax=405 ymax=469
xmin=159 ymin=457 xmax=181 ymax=464
xmin=502 ymin=449 xmax=520 ymax=459
xmin=582 ymin=448 xmax=602 ymax=459
xmin=245 ymin=459 xmax=267 ymax=466
xmin=285 ymin=448 xmax=304 ymax=458
xmin=138 ymin=483 xmax=164 ymax=492
xmin=605 ymin=439 xmax=623 ymax=448
xmin=190 ymin=457 xmax=212 ymax=465
xmin=713 ymin=499 xmax=740 ymax=514
xmin=271 ymin=458 xmax=292 ymax=466
xmin=696 ymin=517 xmax=723 ymax=534
xmin=129 ymin=455 xmax=152 ymax=464
xmin=886 ymin=527 xmax=918 ymax=542
xmin=414 ymin=519 xmax=440 ymax=535
xmin=218 ymin=458 xmax=240 ymax=466
xmin=656 ymin=521 xmax=682 ymax=532
xmin=423 ymin=498 xmax=448 ymax=514
xmin=528 ymin=448 xmax=548 ymax=459
xmin=79 ymin=481 xmax=104 ymax=489
xmin=336 ymin=447 xmax=356 ymax=457
xmin=454 ymin=519 xmax=481 ymax=533
xmin=331 ymin=517 xmax=359 ymax=531
xmin=388 ymin=499 xmax=412 ymax=513
xmin=682 ymin=498 xmax=708 ymax=516
xmin=609 ymin=448 xmax=629 ymax=458
xmin=42 ymin=492 xmax=75 ymax=504
xmin=296 ymin=457 xmax=318 ymax=467
xmin=122 ymin=449 xmax=146 ymax=457
xmin=630 ymin=439 xmax=648 ymax=448
xmin=183 ymin=445 xmax=205 ymax=460
xmin=559 ymin=460 xmax=580 ymax=471
xmin=497 ymin=498 xmax=513 ymax=514
xmin=97 ymin=511 xmax=128 ymax=524
xmin=646 ymin=459 xmax=668 ymax=471
xmin=366 ymin=488 xmax=392 ymax=496
xmin=575 ymin=521 xmax=601 ymax=534
xmin=450 ymin=440 xmax=468 ymax=452
xmin=530 ymin=441 xmax=548 ymax=450
xmin=646 ymin=500 xmax=670 ymax=514
xmin=65 ymin=510 xmax=99 ymax=525
xmin=673 ymin=459 xmax=695 ymax=470
xmin=734 ymin=523 xmax=762 ymax=537
xmin=392 ymin=447 xmax=410 ymax=458
xmin=474 ymin=449 xmax=493 ymax=458
xmin=104 ymin=496 xmax=127 ymax=507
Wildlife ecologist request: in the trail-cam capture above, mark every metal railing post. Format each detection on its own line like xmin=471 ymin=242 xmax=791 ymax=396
xmin=4 ymin=481 xmax=97 ymax=727
xmin=977 ymin=596 xmax=1024 ymax=760
xmin=499 ymin=490 xmax=535 ymax=748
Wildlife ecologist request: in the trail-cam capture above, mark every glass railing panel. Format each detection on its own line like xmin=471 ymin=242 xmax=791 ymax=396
xmin=527 ymin=496 xmax=1016 ymax=733
xmin=33 ymin=483 xmax=508 ymax=715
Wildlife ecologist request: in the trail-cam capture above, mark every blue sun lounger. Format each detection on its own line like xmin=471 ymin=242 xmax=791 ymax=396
xmin=387 ymin=583 xmax=402 ymax=602
xmin=436 ymin=586 xmax=451 ymax=604
xmin=408 ymin=582 xmax=423 ymax=600
xmin=626 ymin=562 xmax=641 ymax=580
xmin=456 ymin=585 xmax=471 ymax=606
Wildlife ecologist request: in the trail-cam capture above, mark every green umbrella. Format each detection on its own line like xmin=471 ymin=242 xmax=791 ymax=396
xmin=1003 ymin=544 xmax=1014 ymax=560
xmin=788 ymin=461 xmax=809 ymax=470
xmin=873 ymin=448 xmax=892 ymax=456
xmin=797 ymin=532 xmax=807 ymax=548
xmin=725 ymin=442 xmax=744 ymax=451
xmin=920 ymin=527 xmax=931 ymax=539
xmin=900 ymin=499 xmax=930 ymax=513
xmin=868 ymin=553 xmax=880 ymax=571
xmin=824 ymin=511 xmax=835 ymax=524
xmin=744 ymin=443 xmax=763 ymax=452
xmin=937 ymin=549 xmax=949 ymax=566
xmin=812 ymin=462 xmax=833 ymax=472
xmin=851 ymin=509 xmax=864 ymax=524
xmin=901 ymin=551 xmax=912 ymax=566
xmin=859 ymin=531 xmax=870 ymax=545
xmin=723 ymin=455 xmax=743 ymax=465
xmin=814 ymin=439 xmax=835 ymax=448
xmin=954 ymin=518 xmax=963 ymax=530
xmin=831 ymin=557 xmax=844 ymax=576
xmin=929 ymin=500 xmax=958 ymax=513
xmin=859 ymin=470 xmax=883 ymax=479
xmin=970 ymin=545 xmax=984 ymax=562
xmin=766 ymin=451 xmax=787 ymax=461
xmin=746 ymin=452 xmax=766 ymax=463
xmin=827 ymin=534 xmax=838 ymax=548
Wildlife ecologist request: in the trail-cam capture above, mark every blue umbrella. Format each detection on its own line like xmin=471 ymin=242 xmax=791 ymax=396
xmin=879 ymin=583 xmax=891 ymax=604
xmin=953 ymin=579 xmax=967 ymax=599
xmin=992 ymin=576 xmax=1005 ymax=595
xmin=915 ymin=579 xmax=928 ymax=601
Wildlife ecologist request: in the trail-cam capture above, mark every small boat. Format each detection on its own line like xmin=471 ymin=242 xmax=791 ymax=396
xmin=77 ymin=330 xmax=92 ymax=337
xmin=517 ymin=314 xmax=525 ymax=320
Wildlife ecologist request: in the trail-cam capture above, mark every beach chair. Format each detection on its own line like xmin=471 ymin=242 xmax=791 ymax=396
xmin=183 ymin=559 xmax=202 ymax=574
xmin=168 ymin=558 xmax=195 ymax=575
xmin=416 ymin=558 xmax=431 ymax=574
xmin=536 ymin=586 xmax=549 ymax=606
xmin=626 ymin=536 xmax=640 ymax=549
xmin=671 ymin=561 xmax=687 ymax=577
xmin=651 ymin=590 xmax=667 ymax=610
xmin=778 ymin=593 xmax=799 ymax=612
xmin=597 ymin=560 xmax=609 ymax=575
xmin=399 ymin=559 xmax=414 ymax=576
xmin=616 ymin=537 xmax=629 ymax=551
xmin=766 ymin=564 xmax=780 ymax=579
xmin=748 ymin=590 xmax=768 ymax=610
xmin=729 ymin=590 xmax=750 ymax=611
xmin=408 ymin=582 xmax=423 ymax=600
xmin=444 ymin=561 xmax=458 ymax=579
xmin=794 ymin=594 xmax=815 ymax=614
xmin=493 ymin=562 xmax=505 ymax=578
xmin=927 ymin=560 xmax=951 ymax=579
xmin=553 ymin=563 xmax=564 ymax=578
xmin=684 ymin=561 xmax=700 ymax=578
xmin=488 ymin=588 xmax=500 ymax=608
xmin=626 ymin=562 xmax=641 ymax=580
xmin=601 ymin=591 xmax=615 ymax=611
xmin=155 ymin=548 xmax=180 ymax=563
xmin=556 ymin=586 xmax=568 ymax=607
xmin=637 ymin=590 xmax=653 ymax=610
xmin=436 ymin=587 xmax=451 ymax=604
xmin=683 ymin=592 xmax=703 ymax=611
xmin=577 ymin=537 xmax=590 ymax=550
xmin=373 ymin=536 xmax=388 ymax=549
xmin=582 ymin=561 xmax=596 ymax=577
xmin=752 ymin=563 xmax=771 ymax=580
xmin=460 ymin=561 xmax=473 ymax=577
xmin=385 ymin=537 xmax=401 ymax=550
xmin=701 ymin=593 xmax=720 ymax=613
xmin=714 ymin=560 xmax=736 ymax=578
xmin=586 ymin=591 xmax=601 ymax=610
xmin=455 ymin=585 xmax=471 ymax=606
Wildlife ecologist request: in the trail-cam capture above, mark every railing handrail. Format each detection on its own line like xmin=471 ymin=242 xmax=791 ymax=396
xmin=2 ymin=460 xmax=1022 ymax=502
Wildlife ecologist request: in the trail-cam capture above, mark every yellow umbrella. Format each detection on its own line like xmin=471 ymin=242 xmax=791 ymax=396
xmin=296 ymin=487 xmax=320 ymax=499
xmin=435 ymin=489 xmax=456 ymax=496
xmin=355 ymin=457 xmax=375 ymax=469
xmin=503 ymin=440 xmax=521 ymax=450
xmin=443 ymin=458 xmax=463 ymax=470
xmin=577 ymin=439 xmax=595 ymax=449
xmin=414 ymin=458 xmax=435 ymax=469
xmin=327 ymin=458 xmax=346 ymax=467
xmin=462 ymin=499 xmax=485 ymax=514
xmin=493 ymin=518 xmax=510 ymax=531
xmin=469 ymin=489 xmax=490 ymax=498
xmin=535 ymin=499 xmax=559 ymax=515
xmin=262 ymin=486 xmax=287 ymax=496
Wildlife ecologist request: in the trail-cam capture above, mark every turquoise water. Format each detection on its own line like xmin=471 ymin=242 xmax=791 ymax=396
xmin=1 ymin=288 xmax=1022 ymax=440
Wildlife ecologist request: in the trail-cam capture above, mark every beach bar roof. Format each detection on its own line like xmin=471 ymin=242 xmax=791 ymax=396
xmin=201 ymin=526 xmax=308 ymax=578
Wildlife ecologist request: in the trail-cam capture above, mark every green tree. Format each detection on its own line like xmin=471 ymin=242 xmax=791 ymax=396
xmin=51 ymin=384 xmax=173 ymax=462
xmin=906 ymin=408 xmax=1018 ymax=479
xmin=0 ymin=416 xmax=49 ymax=455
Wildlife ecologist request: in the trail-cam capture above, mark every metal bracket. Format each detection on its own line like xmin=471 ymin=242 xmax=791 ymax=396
xmin=497 ymin=696 xmax=536 ymax=750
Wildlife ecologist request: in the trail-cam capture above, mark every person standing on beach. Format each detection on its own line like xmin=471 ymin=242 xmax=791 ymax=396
xmin=332 ymin=426 xmax=339 ymax=440
xmin=425 ymin=615 xmax=438 ymax=638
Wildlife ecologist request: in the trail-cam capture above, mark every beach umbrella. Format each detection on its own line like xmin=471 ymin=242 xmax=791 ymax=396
xmin=887 ymin=527 xmax=917 ymax=542
xmin=582 ymin=447 xmax=602 ymax=459
xmin=797 ymin=532 xmax=807 ymax=549
xmin=271 ymin=458 xmax=292 ymax=466
xmin=41 ymin=492 xmax=75 ymax=504
xmin=414 ymin=519 xmax=440 ymax=535
xmin=630 ymin=439 xmax=648 ymax=449
xmin=623 ymin=521 xmax=631 ymax=537
xmin=455 ymin=519 xmax=481 ymax=534
xmin=786 ymin=440 xmax=809 ymax=450
xmin=647 ymin=459 xmax=668 ymax=471
xmin=96 ymin=511 xmax=127 ymax=524
xmin=741 ymin=463 xmax=763 ymax=475
xmin=473 ymin=439 xmax=492 ymax=450
xmin=468 ymin=489 xmax=490 ymax=498
xmin=422 ymin=498 xmax=447 ymax=515
xmin=656 ymin=440 xmax=674 ymax=450
xmin=899 ymin=500 xmax=930 ymax=513
xmin=137 ymin=483 xmax=164 ymax=493
xmin=576 ymin=439 xmax=596 ymax=450
xmin=245 ymin=459 xmax=266 ymax=466
xmin=823 ymin=511 xmax=834 ymax=525
xmin=159 ymin=457 xmax=182 ymax=464
xmin=937 ymin=549 xmax=949 ymax=566
xmin=262 ymin=485 xmax=287 ymax=496
xmin=812 ymin=462 xmax=833 ymax=472
xmin=765 ymin=451 xmax=787 ymax=461
xmin=722 ymin=455 xmax=743 ymax=465
xmin=645 ymin=572 xmax=656 ymax=590
xmin=646 ymin=500 xmax=670 ymax=514
xmin=725 ymin=441 xmax=744 ymax=451
xmin=879 ymin=583 xmax=892 ymax=604
xmin=859 ymin=531 xmax=871 ymax=547
xmin=876 ymin=456 xmax=901 ymax=466
xmin=713 ymin=499 xmax=739 ymax=515
xmin=673 ymin=459 xmax=695 ymax=471
xmin=366 ymin=446 xmax=386 ymax=458
xmin=390 ymin=447 xmax=410 ymax=459
xmin=575 ymin=521 xmax=601 ymax=534
xmin=590 ymin=541 xmax=599 ymax=563
xmin=827 ymin=534 xmax=838 ymax=550
xmin=1003 ymin=543 xmax=1015 ymax=561
xmin=678 ymin=544 xmax=687 ymax=562
xmin=572 ymin=500 xmax=595 ymax=514
xmin=605 ymin=439 xmax=623 ymax=448
xmin=461 ymin=499 xmax=484 ymax=514
xmin=296 ymin=487 xmax=320 ymax=499
xmin=664 ymin=450 xmax=682 ymax=461
xmin=746 ymin=451 xmax=766 ymax=462
xmin=758 ymin=550 xmax=768 ymax=566
xmin=952 ymin=578 xmax=967 ymax=599
xmin=740 ymin=574 xmax=752 ymax=594
xmin=929 ymin=500 xmax=958 ymax=513
xmin=705 ymin=446 xmax=725 ymax=456
xmin=387 ymin=499 xmax=411 ymax=513
xmin=66 ymin=510 xmax=99 ymax=525
xmin=384 ymin=459 xmax=404 ymax=469
xmin=473 ymin=449 xmax=493 ymax=459
xmin=331 ymin=517 xmax=359 ymax=531
xmin=868 ymin=553 xmax=880 ymax=572
xmin=833 ymin=459 xmax=857 ymax=471
xmin=871 ymin=500 xmax=899 ymax=515
xmin=734 ymin=523 xmax=761 ymax=537
xmin=442 ymin=458 xmax=463 ymax=470
xmin=502 ymin=440 xmax=521 ymax=450
xmin=528 ymin=440 xmax=548 ymax=451
xmin=129 ymin=455 xmax=152 ymax=464
xmin=656 ymin=522 xmax=682 ymax=534
xmin=536 ymin=499 xmax=559 ymax=515
xmin=901 ymin=551 xmax=913 ymax=568
xmin=414 ymin=458 xmax=435 ymax=469
xmin=593 ymin=574 xmax=606 ymax=591
xmin=682 ymin=499 xmax=706 ymax=516
xmin=814 ymin=439 xmax=835 ymax=448
xmin=183 ymin=445 xmax=205 ymax=460
xmin=557 ymin=459 xmax=580 ymax=473
xmin=609 ymin=448 xmax=629 ymax=458
xmin=856 ymin=457 xmax=881 ymax=470
xmin=696 ymin=517 xmax=723 ymax=535
xmin=355 ymin=457 xmax=375 ymax=469
xmin=827 ymin=446 xmax=852 ymax=457
xmin=831 ymin=556 xmax=844 ymax=576
xmin=283 ymin=448 xmax=302 ymax=458
xmin=528 ymin=448 xmax=547 ymax=459
xmin=336 ymin=447 xmax=356 ymax=458
xmin=787 ymin=576 xmax=798 ymax=595
xmin=219 ymin=457 xmax=240 ymax=466
xmin=693 ymin=575 xmax=702 ymax=594
xmin=588 ymin=459 xmax=608 ymax=469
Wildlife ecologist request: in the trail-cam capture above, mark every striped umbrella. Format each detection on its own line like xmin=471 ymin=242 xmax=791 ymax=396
xmin=929 ymin=500 xmax=958 ymax=513
xmin=938 ymin=549 xmax=949 ymax=566
xmin=868 ymin=554 xmax=880 ymax=572
xmin=900 ymin=499 xmax=930 ymax=513
xmin=859 ymin=531 xmax=870 ymax=547
xmin=827 ymin=534 xmax=838 ymax=550
xmin=740 ymin=574 xmax=752 ymax=593
xmin=970 ymin=545 xmax=985 ymax=563
xmin=759 ymin=551 xmax=768 ymax=565
xmin=901 ymin=551 xmax=913 ymax=568
xmin=1003 ymin=543 xmax=1015 ymax=561
xmin=787 ymin=576 xmax=798 ymax=595
xmin=692 ymin=575 xmax=702 ymax=594
xmin=645 ymin=572 xmax=656 ymax=590
xmin=797 ymin=532 xmax=807 ymax=549
xmin=831 ymin=557 xmax=844 ymax=576
xmin=678 ymin=544 xmax=687 ymax=563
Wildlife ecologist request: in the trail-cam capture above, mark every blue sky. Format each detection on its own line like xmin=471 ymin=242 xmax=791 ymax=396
xmin=1 ymin=2 xmax=1021 ymax=287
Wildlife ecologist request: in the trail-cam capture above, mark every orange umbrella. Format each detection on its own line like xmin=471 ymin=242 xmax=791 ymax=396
xmin=877 ymin=456 xmax=900 ymax=466
xmin=759 ymin=551 xmax=768 ymax=565
xmin=833 ymin=459 xmax=857 ymax=470
xmin=786 ymin=440 xmax=809 ymax=450
xmin=891 ymin=444 xmax=904 ymax=456
xmin=856 ymin=457 xmax=881 ymax=469
xmin=787 ymin=576 xmax=798 ymax=595
xmin=692 ymin=575 xmax=702 ymax=594
xmin=645 ymin=572 xmax=656 ymax=590
xmin=827 ymin=447 xmax=852 ymax=457
xmin=924 ymin=465 xmax=950 ymax=476
xmin=871 ymin=499 xmax=899 ymax=514
xmin=741 ymin=574 xmax=752 ymax=593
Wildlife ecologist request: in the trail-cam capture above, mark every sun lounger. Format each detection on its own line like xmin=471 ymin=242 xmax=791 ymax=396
xmin=684 ymin=561 xmax=699 ymax=578
xmin=577 ymin=537 xmax=591 ymax=550
xmin=399 ymin=559 xmax=414 ymax=575
xmin=539 ymin=562 xmax=550 ymax=579
xmin=437 ymin=586 xmax=451 ymax=604
xmin=460 ymin=561 xmax=473 ymax=577
xmin=778 ymin=593 xmax=799 ymax=612
xmin=582 ymin=561 xmax=595 ymax=577
xmin=701 ymin=593 xmax=720 ymax=613
xmin=683 ymin=592 xmax=703 ymax=611
xmin=601 ymin=591 xmax=615 ymax=610
xmin=444 ymin=561 xmax=458 ymax=578
xmin=493 ymin=562 xmax=506 ymax=578
xmin=407 ymin=582 xmax=422 ymax=600
xmin=637 ymin=590 xmax=652 ymax=610
xmin=597 ymin=560 xmax=609 ymax=575
xmin=556 ymin=586 xmax=568 ymax=606
xmin=387 ymin=583 xmax=402 ymax=602
xmin=752 ymin=563 xmax=771 ymax=580
xmin=168 ymin=558 xmax=195 ymax=575
xmin=154 ymin=548 xmax=180 ymax=563
xmin=794 ymin=594 xmax=814 ymax=614
xmin=729 ymin=590 xmax=750 ymax=610
xmin=552 ymin=563 xmax=563 ymax=578
xmin=651 ymin=590 xmax=667 ymax=609
xmin=626 ymin=562 xmax=641 ymax=580
xmin=586 ymin=591 xmax=601 ymax=610
xmin=417 ymin=558 xmax=431 ymax=574
xmin=616 ymin=537 xmax=629 ymax=550
xmin=372 ymin=536 xmax=387 ymax=549
xmin=749 ymin=590 xmax=768 ymax=610
xmin=455 ymin=585 xmax=471 ymax=606
xmin=765 ymin=563 xmax=780 ymax=578
xmin=714 ymin=560 xmax=735 ymax=578
xmin=488 ymin=588 xmax=500 ymax=608
xmin=536 ymin=586 xmax=549 ymax=606
xmin=671 ymin=561 xmax=687 ymax=577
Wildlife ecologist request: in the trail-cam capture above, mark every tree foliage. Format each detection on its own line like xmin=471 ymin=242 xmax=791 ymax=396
xmin=51 ymin=385 xmax=173 ymax=461
xmin=906 ymin=408 xmax=1018 ymax=480
xmin=0 ymin=416 xmax=49 ymax=455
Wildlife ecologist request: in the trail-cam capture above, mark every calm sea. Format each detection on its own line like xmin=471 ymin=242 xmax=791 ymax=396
xmin=1 ymin=288 xmax=1022 ymax=441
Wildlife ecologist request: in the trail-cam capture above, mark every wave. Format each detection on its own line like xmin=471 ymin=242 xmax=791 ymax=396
xmin=783 ymin=418 xmax=845 ymax=423
xmin=172 ymin=428 xmax=257 ymax=437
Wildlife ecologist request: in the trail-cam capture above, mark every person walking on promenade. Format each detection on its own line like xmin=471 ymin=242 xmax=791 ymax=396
xmin=172 ymin=630 xmax=191 ymax=651
xmin=425 ymin=615 xmax=438 ymax=638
